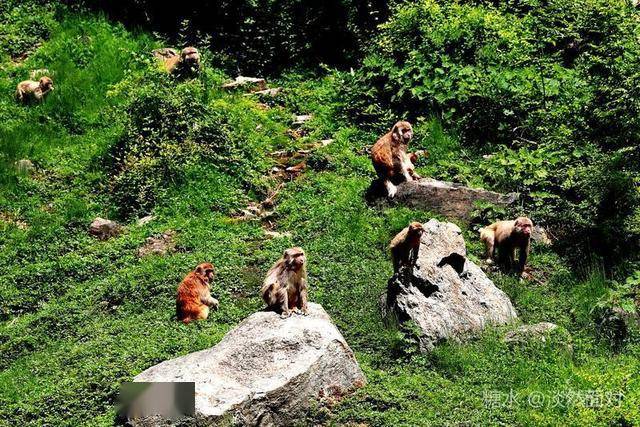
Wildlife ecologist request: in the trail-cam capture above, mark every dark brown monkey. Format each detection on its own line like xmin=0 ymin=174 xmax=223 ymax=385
xmin=480 ymin=217 xmax=533 ymax=276
xmin=390 ymin=222 xmax=425 ymax=273
xmin=261 ymin=247 xmax=308 ymax=318
xmin=371 ymin=121 xmax=421 ymax=198
xmin=176 ymin=263 xmax=219 ymax=323
xmin=162 ymin=47 xmax=201 ymax=77
xmin=15 ymin=76 xmax=54 ymax=104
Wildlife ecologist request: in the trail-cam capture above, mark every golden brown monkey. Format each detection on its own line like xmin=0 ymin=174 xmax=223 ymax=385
xmin=15 ymin=76 xmax=54 ymax=104
xmin=162 ymin=47 xmax=201 ymax=77
xmin=371 ymin=121 xmax=421 ymax=198
xmin=390 ymin=222 xmax=425 ymax=273
xmin=176 ymin=263 xmax=219 ymax=323
xmin=480 ymin=217 xmax=533 ymax=276
xmin=261 ymin=247 xmax=308 ymax=318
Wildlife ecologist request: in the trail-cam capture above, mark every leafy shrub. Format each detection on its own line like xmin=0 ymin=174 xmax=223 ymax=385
xmin=104 ymin=69 xmax=281 ymax=218
xmin=342 ymin=0 xmax=640 ymax=267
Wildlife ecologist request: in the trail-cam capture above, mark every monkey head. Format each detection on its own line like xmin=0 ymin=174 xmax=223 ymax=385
xmin=283 ymin=247 xmax=306 ymax=271
xmin=408 ymin=221 xmax=424 ymax=237
xmin=39 ymin=76 xmax=54 ymax=92
xmin=180 ymin=47 xmax=200 ymax=67
xmin=195 ymin=262 xmax=215 ymax=283
xmin=391 ymin=121 xmax=413 ymax=145
xmin=514 ymin=217 xmax=533 ymax=237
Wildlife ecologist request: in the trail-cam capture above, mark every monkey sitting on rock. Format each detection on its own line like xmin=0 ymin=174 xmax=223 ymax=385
xmin=15 ymin=76 xmax=54 ymax=104
xmin=261 ymin=247 xmax=308 ymax=318
xmin=371 ymin=121 xmax=423 ymax=198
xmin=480 ymin=216 xmax=533 ymax=277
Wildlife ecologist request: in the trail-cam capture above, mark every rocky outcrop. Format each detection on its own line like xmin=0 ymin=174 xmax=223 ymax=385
xmin=382 ymin=219 xmax=517 ymax=352
xmin=89 ymin=217 xmax=122 ymax=240
xmin=391 ymin=178 xmax=517 ymax=221
xmin=132 ymin=303 xmax=365 ymax=426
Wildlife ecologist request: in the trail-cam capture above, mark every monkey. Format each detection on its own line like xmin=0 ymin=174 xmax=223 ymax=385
xmin=371 ymin=121 xmax=421 ymax=198
xmin=389 ymin=221 xmax=425 ymax=274
xmin=260 ymin=247 xmax=308 ymax=318
xmin=162 ymin=47 xmax=201 ymax=77
xmin=15 ymin=76 xmax=54 ymax=104
xmin=480 ymin=216 xmax=533 ymax=276
xmin=176 ymin=262 xmax=219 ymax=323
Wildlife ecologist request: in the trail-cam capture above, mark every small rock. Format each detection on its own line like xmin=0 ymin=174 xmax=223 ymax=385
xmin=137 ymin=230 xmax=176 ymax=258
xmin=29 ymin=69 xmax=50 ymax=79
xmin=531 ymin=226 xmax=552 ymax=246
xmin=245 ymin=87 xmax=282 ymax=97
xmin=503 ymin=322 xmax=558 ymax=344
xmin=320 ymin=139 xmax=334 ymax=147
xmin=292 ymin=114 xmax=312 ymax=126
xmin=136 ymin=215 xmax=155 ymax=226
xmin=89 ymin=217 xmax=122 ymax=240
xmin=264 ymin=230 xmax=292 ymax=239
xmin=132 ymin=303 xmax=365 ymax=425
xmin=151 ymin=48 xmax=178 ymax=60
xmin=221 ymin=76 xmax=267 ymax=92
xmin=16 ymin=159 xmax=35 ymax=174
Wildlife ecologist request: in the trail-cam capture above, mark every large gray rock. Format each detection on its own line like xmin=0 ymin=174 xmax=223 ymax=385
xmin=132 ymin=303 xmax=365 ymax=426
xmin=383 ymin=219 xmax=517 ymax=352
xmin=393 ymin=178 xmax=517 ymax=221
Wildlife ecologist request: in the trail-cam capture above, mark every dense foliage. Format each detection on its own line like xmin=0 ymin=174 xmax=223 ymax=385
xmin=77 ymin=0 xmax=390 ymax=74
xmin=342 ymin=0 xmax=640 ymax=267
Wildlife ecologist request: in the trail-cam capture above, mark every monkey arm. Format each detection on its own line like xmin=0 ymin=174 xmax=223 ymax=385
xmin=199 ymin=289 xmax=218 ymax=307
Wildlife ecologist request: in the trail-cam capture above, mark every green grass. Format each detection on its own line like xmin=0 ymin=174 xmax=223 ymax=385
xmin=0 ymin=6 xmax=638 ymax=427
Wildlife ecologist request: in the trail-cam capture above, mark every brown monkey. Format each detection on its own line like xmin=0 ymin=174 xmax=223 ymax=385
xmin=176 ymin=262 xmax=219 ymax=323
xmin=261 ymin=247 xmax=308 ymax=318
xmin=15 ymin=76 xmax=54 ymax=104
xmin=390 ymin=222 xmax=425 ymax=273
xmin=480 ymin=217 xmax=533 ymax=276
xmin=162 ymin=47 xmax=201 ymax=77
xmin=371 ymin=121 xmax=421 ymax=198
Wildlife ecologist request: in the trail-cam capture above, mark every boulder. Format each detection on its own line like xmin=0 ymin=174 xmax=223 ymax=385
xmin=222 ymin=76 xmax=267 ymax=92
xmin=382 ymin=219 xmax=517 ymax=352
xmin=89 ymin=217 xmax=122 ymax=240
xmin=391 ymin=178 xmax=517 ymax=221
xmin=132 ymin=303 xmax=365 ymax=426
xmin=531 ymin=225 xmax=552 ymax=246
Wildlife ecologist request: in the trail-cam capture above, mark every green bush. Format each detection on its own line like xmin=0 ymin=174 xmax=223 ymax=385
xmin=104 ymin=69 xmax=284 ymax=218
xmin=342 ymin=0 xmax=640 ymax=267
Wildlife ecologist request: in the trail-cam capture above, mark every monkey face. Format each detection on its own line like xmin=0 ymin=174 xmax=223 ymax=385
xmin=181 ymin=47 xmax=200 ymax=66
xmin=195 ymin=263 xmax=215 ymax=282
xmin=284 ymin=247 xmax=306 ymax=270
xmin=514 ymin=217 xmax=533 ymax=237
xmin=409 ymin=222 xmax=424 ymax=236
xmin=39 ymin=77 xmax=54 ymax=91
xmin=392 ymin=121 xmax=413 ymax=145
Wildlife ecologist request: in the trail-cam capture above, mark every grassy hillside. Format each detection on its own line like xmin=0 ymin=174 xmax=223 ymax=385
xmin=1 ymin=2 xmax=639 ymax=426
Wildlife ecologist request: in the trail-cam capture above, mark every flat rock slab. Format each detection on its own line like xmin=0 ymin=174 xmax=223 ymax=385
xmin=133 ymin=303 xmax=365 ymax=426
xmin=383 ymin=219 xmax=517 ymax=352
xmin=393 ymin=178 xmax=517 ymax=221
